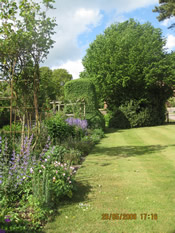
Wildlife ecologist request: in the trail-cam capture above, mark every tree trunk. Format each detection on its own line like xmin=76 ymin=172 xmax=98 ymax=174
xmin=33 ymin=63 xmax=39 ymax=132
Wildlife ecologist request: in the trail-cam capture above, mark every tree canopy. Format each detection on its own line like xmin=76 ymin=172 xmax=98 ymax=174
xmin=80 ymin=19 xmax=175 ymax=111
xmin=0 ymin=0 xmax=56 ymax=126
xmin=153 ymin=0 xmax=175 ymax=28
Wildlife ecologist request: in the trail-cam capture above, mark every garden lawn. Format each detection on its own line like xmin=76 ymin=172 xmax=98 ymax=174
xmin=44 ymin=125 xmax=175 ymax=233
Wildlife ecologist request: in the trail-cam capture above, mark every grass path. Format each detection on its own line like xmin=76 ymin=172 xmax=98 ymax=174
xmin=44 ymin=125 xmax=175 ymax=233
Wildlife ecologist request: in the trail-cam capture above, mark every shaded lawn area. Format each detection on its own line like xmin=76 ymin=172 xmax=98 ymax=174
xmin=44 ymin=125 xmax=175 ymax=233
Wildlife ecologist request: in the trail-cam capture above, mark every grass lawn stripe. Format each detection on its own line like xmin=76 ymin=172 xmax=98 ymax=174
xmin=44 ymin=125 xmax=175 ymax=233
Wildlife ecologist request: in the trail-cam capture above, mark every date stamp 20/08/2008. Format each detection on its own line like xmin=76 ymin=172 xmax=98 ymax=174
xmin=102 ymin=213 xmax=158 ymax=221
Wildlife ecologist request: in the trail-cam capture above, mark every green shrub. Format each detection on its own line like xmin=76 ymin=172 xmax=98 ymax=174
xmin=167 ymin=97 xmax=175 ymax=107
xmin=65 ymin=138 xmax=94 ymax=156
xmin=109 ymin=100 xmax=166 ymax=129
xmin=109 ymin=109 xmax=130 ymax=129
xmin=44 ymin=145 xmax=82 ymax=165
xmin=85 ymin=111 xmax=105 ymax=129
xmin=0 ymin=123 xmax=22 ymax=159
xmin=63 ymin=148 xmax=82 ymax=165
xmin=45 ymin=113 xmax=75 ymax=143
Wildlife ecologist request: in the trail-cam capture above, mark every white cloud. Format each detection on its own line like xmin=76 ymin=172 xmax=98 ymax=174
xmin=42 ymin=0 xmax=159 ymax=78
xmin=52 ymin=59 xmax=84 ymax=80
xmin=43 ymin=7 xmax=102 ymax=68
xmin=165 ymin=34 xmax=175 ymax=51
xmin=161 ymin=17 xmax=175 ymax=27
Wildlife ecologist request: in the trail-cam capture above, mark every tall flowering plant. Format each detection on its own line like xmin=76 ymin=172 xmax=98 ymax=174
xmin=33 ymin=144 xmax=76 ymax=205
xmin=65 ymin=118 xmax=88 ymax=140
xmin=65 ymin=118 xmax=88 ymax=130
xmin=0 ymin=135 xmax=36 ymax=199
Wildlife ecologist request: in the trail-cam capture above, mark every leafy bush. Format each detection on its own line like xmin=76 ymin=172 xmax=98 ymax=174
xmin=85 ymin=111 xmax=105 ymax=129
xmin=64 ymin=138 xmax=94 ymax=156
xmin=109 ymin=100 xmax=166 ymax=129
xmin=167 ymin=97 xmax=175 ymax=107
xmin=45 ymin=113 xmax=75 ymax=143
xmin=44 ymin=145 xmax=82 ymax=165
xmin=63 ymin=148 xmax=82 ymax=165
xmin=90 ymin=128 xmax=105 ymax=144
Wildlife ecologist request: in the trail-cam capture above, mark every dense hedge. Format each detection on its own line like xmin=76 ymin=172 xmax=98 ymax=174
xmin=109 ymin=100 xmax=166 ymax=129
xmin=64 ymin=79 xmax=98 ymax=112
xmin=64 ymin=79 xmax=105 ymax=129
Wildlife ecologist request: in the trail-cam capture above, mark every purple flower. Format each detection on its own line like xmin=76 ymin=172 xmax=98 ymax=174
xmin=0 ymin=229 xmax=6 ymax=233
xmin=5 ymin=216 xmax=11 ymax=222
xmin=66 ymin=117 xmax=88 ymax=130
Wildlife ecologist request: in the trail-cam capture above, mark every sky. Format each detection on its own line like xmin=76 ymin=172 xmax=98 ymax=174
xmin=42 ymin=0 xmax=175 ymax=79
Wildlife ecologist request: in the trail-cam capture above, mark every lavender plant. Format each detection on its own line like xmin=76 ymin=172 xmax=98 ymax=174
xmin=1 ymin=134 xmax=36 ymax=197
xmin=0 ymin=133 xmax=77 ymax=231
xmin=65 ymin=117 xmax=88 ymax=130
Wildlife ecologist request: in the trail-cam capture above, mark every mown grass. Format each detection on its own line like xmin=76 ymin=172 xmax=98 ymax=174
xmin=44 ymin=125 xmax=175 ymax=233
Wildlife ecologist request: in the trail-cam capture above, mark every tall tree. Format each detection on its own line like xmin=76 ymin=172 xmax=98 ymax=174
xmin=0 ymin=0 xmax=56 ymax=128
xmin=153 ymin=0 xmax=175 ymax=28
xmin=80 ymin=19 xmax=175 ymax=124
xmin=52 ymin=69 xmax=72 ymax=100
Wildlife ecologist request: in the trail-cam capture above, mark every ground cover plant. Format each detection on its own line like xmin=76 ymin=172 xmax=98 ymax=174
xmin=44 ymin=124 xmax=175 ymax=233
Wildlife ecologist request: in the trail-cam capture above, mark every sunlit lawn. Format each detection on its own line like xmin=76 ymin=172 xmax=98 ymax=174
xmin=44 ymin=124 xmax=175 ymax=233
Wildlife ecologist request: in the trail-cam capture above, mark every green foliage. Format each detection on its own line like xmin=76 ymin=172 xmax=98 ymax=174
xmin=80 ymin=19 xmax=175 ymax=126
xmin=109 ymin=100 xmax=166 ymax=129
xmin=85 ymin=111 xmax=105 ymax=129
xmin=0 ymin=0 xmax=57 ymax=127
xmin=153 ymin=0 xmax=175 ymax=28
xmin=0 ymin=81 xmax=10 ymax=128
xmin=104 ymin=113 xmax=111 ymax=127
xmin=45 ymin=145 xmax=82 ymax=165
xmin=0 ymin=135 xmax=76 ymax=232
xmin=109 ymin=109 xmax=130 ymax=129
xmin=52 ymin=68 xmax=72 ymax=101
xmin=39 ymin=67 xmax=55 ymax=108
xmin=66 ymin=138 xmax=94 ymax=156
xmin=88 ymin=128 xmax=105 ymax=144
xmin=45 ymin=113 xmax=75 ymax=144
xmin=64 ymin=79 xmax=98 ymax=112
xmin=64 ymin=79 xmax=105 ymax=129
xmin=167 ymin=97 xmax=175 ymax=107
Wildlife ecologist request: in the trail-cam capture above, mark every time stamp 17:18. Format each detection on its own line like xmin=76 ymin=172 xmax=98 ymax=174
xmin=101 ymin=213 xmax=158 ymax=221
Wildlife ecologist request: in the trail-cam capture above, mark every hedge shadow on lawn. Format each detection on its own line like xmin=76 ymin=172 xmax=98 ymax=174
xmin=92 ymin=144 xmax=175 ymax=158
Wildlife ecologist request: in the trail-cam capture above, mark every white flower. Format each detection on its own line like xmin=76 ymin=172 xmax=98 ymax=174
xmin=30 ymin=168 xmax=33 ymax=173
xmin=63 ymin=173 xmax=65 ymax=176
xmin=69 ymin=181 xmax=72 ymax=184
xmin=39 ymin=170 xmax=42 ymax=173
xmin=45 ymin=159 xmax=47 ymax=162
xmin=23 ymin=176 xmax=26 ymax=179
xmin=53 ymin=177 xmax=56 ymax=182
